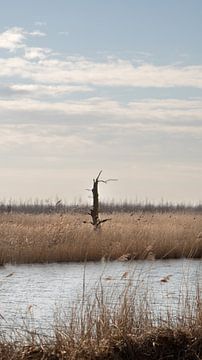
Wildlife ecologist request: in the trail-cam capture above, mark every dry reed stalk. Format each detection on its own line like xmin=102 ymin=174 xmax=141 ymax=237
xmin=0 ymin=276 xmax=201 ymax=359
xmin=0 ymin=212 xmax=201 ymax=264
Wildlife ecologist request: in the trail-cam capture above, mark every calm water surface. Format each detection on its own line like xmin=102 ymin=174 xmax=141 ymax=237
xmin=0 ymin=259 xmax=201 ymax=335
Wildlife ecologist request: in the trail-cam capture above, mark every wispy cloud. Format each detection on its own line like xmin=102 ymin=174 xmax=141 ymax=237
xmin=0 ymin=27 xmax=46 ymax=52
xmin=0 ymin=123 xmax=93 ymax=158
xmin=0 ymin=27 xmax=26 ymax=51
xmin=0 ymin=27 xmax=202 ymax=89
xmin=29 ymin=30 xmax=46 ymax=37
xmin=24 ymin=47 xmax=52 ymax=60
xmin=0 ymin=28 xmax=201 ymax=138
xmin=3 ymin=83 xmax=93 ymax=96
xmin=0 ymin=96 xmax=201 ymax=118
xmin=0 ymin=97 xmax=201 ymax=136
xmin=1 ymin=52 xmax=202 ymax=88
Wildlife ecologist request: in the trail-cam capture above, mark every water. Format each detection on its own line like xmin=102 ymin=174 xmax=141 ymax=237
xmin=0 ymin=259 xmax=201 ymax=335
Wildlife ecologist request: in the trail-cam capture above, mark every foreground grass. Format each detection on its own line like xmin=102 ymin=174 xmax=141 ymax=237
xmin=0 ymin=212 xmax=201 ymax=264
xmin=1 ymin=327 xmax=201 ymax=359
xmin=0 ymin=281 xmax=201 ymax=359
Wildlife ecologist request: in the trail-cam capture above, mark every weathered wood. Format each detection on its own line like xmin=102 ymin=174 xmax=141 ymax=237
xmin=90 ymin=171 xmax=102 ymax=228
xmin=88 ymin=171 xmax=114 ymax=229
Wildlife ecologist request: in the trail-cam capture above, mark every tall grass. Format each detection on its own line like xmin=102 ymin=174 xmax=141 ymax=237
xmin=0 ymin=212 xmax=201 ymax=264
xmin=0 ymin=274 xmax=201 ymax=359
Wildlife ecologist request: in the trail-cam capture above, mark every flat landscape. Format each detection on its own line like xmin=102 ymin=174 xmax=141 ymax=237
xmin=0 ymin=207 xmax=201 ymax=358
xmin=0 ymin=211 xmax=201 ymax=264
xmin=1 ymin=0 xmax=202 ymax=357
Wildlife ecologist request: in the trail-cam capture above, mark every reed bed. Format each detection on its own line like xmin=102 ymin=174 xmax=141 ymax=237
xmin=0 ymin=275 xmax=201 ymax=359
xmin=0 ymin=212 xmax=201 ymax=264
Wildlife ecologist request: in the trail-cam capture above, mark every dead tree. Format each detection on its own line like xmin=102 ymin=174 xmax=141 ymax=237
xmin=87 ymin=171 xmax=117 ymax=229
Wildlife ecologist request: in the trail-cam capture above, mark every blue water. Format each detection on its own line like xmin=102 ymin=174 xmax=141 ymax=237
xmin=0 ymin=259 xmax=201 ymax=335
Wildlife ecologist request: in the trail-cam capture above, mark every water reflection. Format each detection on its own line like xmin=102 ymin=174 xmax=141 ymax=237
xmin=0 ymin=259 xmax=201 ymax=335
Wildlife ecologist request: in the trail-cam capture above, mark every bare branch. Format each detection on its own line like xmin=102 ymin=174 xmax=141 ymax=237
xmin=98 ymin=178 xmax=118 ymax=184
xmin=98 ymin=218 xmax=112 ymax=225
xmin=96 ymin=170 xmax=102 ymax=181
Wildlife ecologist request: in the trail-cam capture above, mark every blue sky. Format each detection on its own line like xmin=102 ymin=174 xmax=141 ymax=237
xmin=0 ymin=0 xmax=202 ymax=203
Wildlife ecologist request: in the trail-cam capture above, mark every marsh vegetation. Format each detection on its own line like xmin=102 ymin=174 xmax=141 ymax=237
xmin=0 ymin=205 xmax=201 ymax=359
xmin=0 ymin=267 xmax=201 ymax=360
xmin=0 ymin=212 xmax=201 ymax=264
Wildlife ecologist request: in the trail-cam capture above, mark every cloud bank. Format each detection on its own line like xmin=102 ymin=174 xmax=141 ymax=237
xmin=0 ymin=27 xmax=202 ymax=89
xmin=0 ymin=26 xmax=201 ymax=202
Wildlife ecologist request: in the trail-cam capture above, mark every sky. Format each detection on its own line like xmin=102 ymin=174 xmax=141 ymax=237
xmin=0 ymin=0 xmax=202 ymax=204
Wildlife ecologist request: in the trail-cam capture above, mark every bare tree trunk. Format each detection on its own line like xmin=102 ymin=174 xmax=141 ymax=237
xmin=88 ymin=171 xmax=116 ymax=230
xmin=90 ymin=171 xmax=101 ymax=228
xmin=90 ymin=173 xmax=100 ymax=228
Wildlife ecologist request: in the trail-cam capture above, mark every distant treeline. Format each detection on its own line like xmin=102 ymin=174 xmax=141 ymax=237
xmin=0 ymin=200 xmax=202 ymax=214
